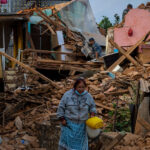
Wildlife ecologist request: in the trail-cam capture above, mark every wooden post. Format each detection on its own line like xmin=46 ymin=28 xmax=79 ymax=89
xmin=135 ymin=79 xmax=150 ymax=136
xmin=133 ymin=81 xmax=140 ymax=132
xmin=0 ymin=51 xmax=58 ymax=88
xmin=112 ymin=99 xmax=118 ymax=131
xmin=0 ymin=56 xmax=2 ymax=78
xmin=36 ymin=116 xmax=60 ymax=150
xmin=12 ymin=25 xmax=18 ymax=68
xmin=18 ymin=22 xmax=23 ymax=51
xmin=101 ymin=132 xmax=126 ymax=150
xmin=109 ymin=39 xmax=139 ymax=67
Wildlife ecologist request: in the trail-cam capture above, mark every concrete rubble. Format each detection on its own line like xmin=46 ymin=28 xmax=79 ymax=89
xmin=0 ymin=1 xmax=150 ymax=150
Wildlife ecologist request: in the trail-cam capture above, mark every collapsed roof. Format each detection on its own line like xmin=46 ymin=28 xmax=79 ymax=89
xmin=19 ymin=0 xmax=106 ymax=46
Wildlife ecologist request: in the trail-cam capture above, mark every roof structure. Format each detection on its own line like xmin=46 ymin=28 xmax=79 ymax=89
xmin=0 ymin=13 xmax=28 ymax=21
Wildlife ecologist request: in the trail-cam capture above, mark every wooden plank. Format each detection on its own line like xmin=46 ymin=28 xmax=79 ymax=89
xmin=95 ymin=102 xmax=114 ymax=111
xmin=25 ymin=22 xmax=28 ymax=49
xmin=36 ymin=65 xmax=87 ymax=72
xmin=102 ymin=132 xmax=126 ymax=150
xmin=23 ymin=49 xmax=83 ymax=56
xmin=59 ymin=65 xmax=88 ymax=72
xmin=137 ymin=116 xmax=150 ymax=131
xmin=69 ymin=70 xmax=76 ymax=76
xmin=35 ymin=8 xmax=57 ymax=27
xmin=41 ymin=28 xmax=49 ymax=35
xmin=37 ymin=59 xmax=101 ymax=66
xmin=26 ymin=32 xmax=35 ymax=49
xmin=109 ymin=39 xmax=139 ymax=66
xmin=37 ymin=14 xmax=54 ymax=25
xmin=0 ymin=56 xmax=2 ymax=78
xmin=105 ymin=89 xmax=129 ymax=96
xmin=135 ymin=96 xmax=150 ymax=135
xmin=133 ymin=81 xmax=140 ymax=132
xmin=107 ymin=32 xmax=150 ymax=71
xmin=0 ymin=51 xmax=58 ymax=87
xmin=140 ymin=78 xmax=150 ymax=93
xmin=45 ymin=22 xmax=55 ymax=35
xmin=128 ymin=87 xmax=135 ymax=99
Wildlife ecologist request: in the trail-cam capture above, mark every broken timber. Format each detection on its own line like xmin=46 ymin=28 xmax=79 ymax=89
xmin=107 ymin=31 xmax=150 ymax=71
xmin=109 ymin=39 xmax=139 ymax=67
xmin=26 ymin=32 xmax=35 ymax=49
xmin=0 ymin=51 xmax=57 ymax=88
xmin=95 ymin=102 xmax=114 ymax=111
xmin=23 ymin=49 xmax=83 ymax=57
xmin=101 ymin=132 xmax=127 ymax=150
xmin=45 ymin=22 xmax=56 ymax=35
xmin=36 ymin=59 xmax=101 ymax=66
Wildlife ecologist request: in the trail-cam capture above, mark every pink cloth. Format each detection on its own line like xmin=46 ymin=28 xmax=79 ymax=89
xmin=1 ymin=0 xmax=7 ymax=4
xmin=114 ymin=9 xmax=150 ymax=47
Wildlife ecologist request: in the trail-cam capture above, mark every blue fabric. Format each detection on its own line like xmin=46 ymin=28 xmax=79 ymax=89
xmin=92 ymin=42 xmax=102 ymax=57
xmin=75 ymin=90 xmax=86 ymax=96
xmin=59 ymin=119 xmax=88 ymax=150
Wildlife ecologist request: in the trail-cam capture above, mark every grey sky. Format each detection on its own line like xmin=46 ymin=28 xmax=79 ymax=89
xmin=89 ymin=0 xmax=149 ymax=23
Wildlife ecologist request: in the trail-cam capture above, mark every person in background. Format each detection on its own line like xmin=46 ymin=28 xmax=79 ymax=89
xmin=122 ymin=4 xmax=133 ymax=20
xmin=57 ymin=78 xmax=96 ymax=150
xmin=88 ymin=38 xmax=102 ymax=59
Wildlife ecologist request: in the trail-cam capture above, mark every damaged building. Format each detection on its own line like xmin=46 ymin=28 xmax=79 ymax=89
xmin=0 ymin=1 xmax=149 ymax=150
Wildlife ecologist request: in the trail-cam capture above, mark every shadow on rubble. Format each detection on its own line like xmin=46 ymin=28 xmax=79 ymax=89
xmin=37 ymin=69 xmax=71 ymax=81
xmin=0 ymin=79 xmax=4 ymax=92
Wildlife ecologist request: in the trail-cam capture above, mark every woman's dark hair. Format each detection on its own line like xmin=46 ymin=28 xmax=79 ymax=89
xmin=73 ymin=78 xmax=87 ymax=90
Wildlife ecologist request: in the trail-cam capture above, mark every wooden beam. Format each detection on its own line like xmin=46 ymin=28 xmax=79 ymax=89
xmin=35 ymin=8 xmax=57 ymax=27
xmin=26 ymin=32 xmax=35 ymax=49
xmin=25 ymin=22 xmax=28 ymax=49
xmin=36 ymin=59 xmax=101 ymax=66
xmin=45 ymin=22 xmax=56 ymax=35
xmin=95 ymin=102 xmax=114 ymax=111
xmin=140 ymin=78 xmax=150 ymax=93
xmin=58 ymin=65 xmax=88 ymax=72
xmin=34 ymin=64 xmax=99 ymax=72
xmin=102 ymin=132 xmax=126 ymax=150
xmin=109 ymin=39 xmax=139 ymax=66
xmin=0 ymin=51 xmax=58 ymax=88
xmin=0 ymin=56 xmax=2 ymax=78
xmin=23 ymin=49 xmax=83 ymax=56
xmin=137 ymin=116 xmax=150 ymax=131
xmin=105 ymin=89 xmax=129 ymax=96
xmin=41 ymin=28 xmax=49 ymax=35
xmin=107 ymin=32 xmax=150 ymax=71
xmin=37 ymin=14 xmax=53 ymax=25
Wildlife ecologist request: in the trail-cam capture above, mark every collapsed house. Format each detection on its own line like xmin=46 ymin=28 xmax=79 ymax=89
xmin=105 ymin=2 xmax=150 ymax=71
xmin=0 ymin=1 xmax=150 ymax=150
xmin=0 ymin=0 xmax=106 ymax=91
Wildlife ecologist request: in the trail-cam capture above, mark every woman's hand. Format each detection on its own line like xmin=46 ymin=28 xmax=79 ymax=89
xmin=91 ymin=112 xmax=95 ymax=117
xmin=61 ymin=119 xmax=67 ymax=126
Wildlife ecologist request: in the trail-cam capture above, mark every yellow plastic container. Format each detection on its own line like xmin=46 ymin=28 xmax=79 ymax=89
xmin=86 ymin=117 xmax=104 ymax=129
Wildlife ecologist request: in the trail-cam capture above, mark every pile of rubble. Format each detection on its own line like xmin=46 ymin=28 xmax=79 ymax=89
xmin=98 ymin=132 xmax=150 ymax=150
xmin=0 ymin=64 xmax=149 ymax=149
xmin=138 ymin=2 xmax=150 ymax=9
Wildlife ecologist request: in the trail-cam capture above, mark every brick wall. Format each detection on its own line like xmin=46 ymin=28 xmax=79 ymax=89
xmin=10 ymin=0 xmax=71 ymax=12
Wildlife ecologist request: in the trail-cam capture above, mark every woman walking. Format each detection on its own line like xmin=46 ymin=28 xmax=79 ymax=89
xmin=57 ymin=78 xmax=96 ymax=150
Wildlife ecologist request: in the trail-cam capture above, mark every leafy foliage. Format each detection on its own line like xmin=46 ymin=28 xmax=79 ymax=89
xmin=105 ymin=106 xmax=131 ymax=132
xmin=114 ymin=13 xmax=120 ymax=25
xmin=99 ymin=16 xmax=112 ymax=31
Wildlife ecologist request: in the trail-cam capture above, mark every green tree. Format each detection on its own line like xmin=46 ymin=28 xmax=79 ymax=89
xmin=99 ymin=16 xmax=112 ymax=31
xmin=114 ymin=13 xmax=120 ymax=25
